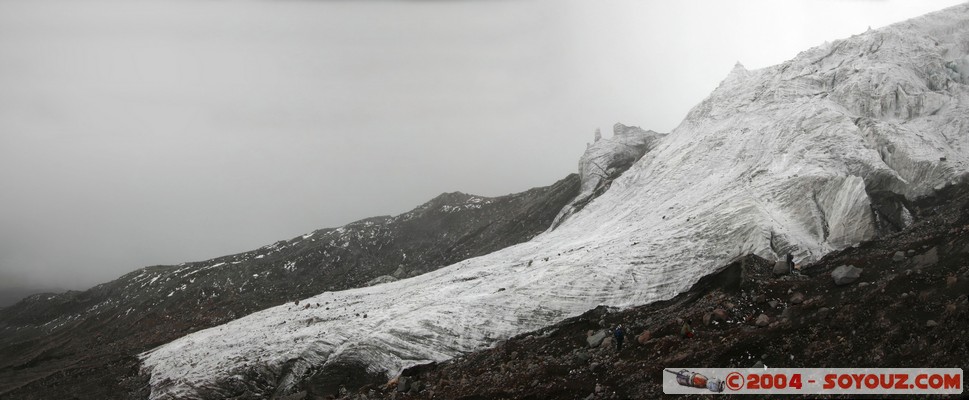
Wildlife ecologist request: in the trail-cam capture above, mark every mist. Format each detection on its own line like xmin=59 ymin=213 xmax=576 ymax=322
xmin=0 ymin=0 xmax=963 ymax=294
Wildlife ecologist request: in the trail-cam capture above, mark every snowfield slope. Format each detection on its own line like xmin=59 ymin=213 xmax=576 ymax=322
xmin=141 ymin=5 xmax=969 ymax=399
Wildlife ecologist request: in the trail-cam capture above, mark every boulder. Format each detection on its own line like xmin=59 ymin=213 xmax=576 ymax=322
xmin=831 ymin=265 xmax=863 ymax=285
xmin=397 ymin=376 xmax=412 ymax=393
xmin=773 ymin=261 xmax=791 ymax=276
xmin=913 ymin=247 xmax=939 ymax=268
xmin=587 ymin=330 xmax=609 ymax=348
xmin=755 ymin=314 xmax=770 ymax=327
xmin=893 ymin=251 xmax=906 ymax=262
xmin=703 ymin=309 xmax=728 ymax=326
xmin=636 ymin=330 xmax=651 ymax=344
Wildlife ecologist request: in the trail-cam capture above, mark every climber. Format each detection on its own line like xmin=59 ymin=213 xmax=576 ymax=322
xmin=680 ymin=318 xmax=695 ymax=339
xmin=613 ymin=324 xmax=625 ymax=352
xmin=786 ymin=253 xmax=795 ymax=273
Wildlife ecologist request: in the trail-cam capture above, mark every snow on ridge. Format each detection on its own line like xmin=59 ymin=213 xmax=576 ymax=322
xmin=140 ymin=5 xmax=969 ymax=399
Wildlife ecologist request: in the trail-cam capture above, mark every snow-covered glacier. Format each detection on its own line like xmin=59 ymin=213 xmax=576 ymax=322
xmin=140 ymin=5 xmax=969 ymax=398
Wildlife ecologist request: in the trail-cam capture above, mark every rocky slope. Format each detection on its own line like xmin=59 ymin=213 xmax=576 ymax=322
xmin=350 ymin=181 xmax=969 ymax=400
xmin=139 ymin=4 xmax=969 ymax=399
xmin=0 ymin=174 xmax=580 ymax=399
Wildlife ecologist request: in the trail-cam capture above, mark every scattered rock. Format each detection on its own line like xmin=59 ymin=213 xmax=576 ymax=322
xmin=711 ymin=309 xmax=729 ymax=323
xmin=926 ymin=320 xmax=939 ymax=328
xmin=768 ymin=300 xmax=779 ymax=308
xmin=723 ymin=302 xmax=736 ymax=310
xmin=893 ymin=251 xmax=906 ymax=262
xmin=789 ymin=293 xmax=805 ymax=305
xmin=947 ymin=275 xmax=958 ymax=287
xmin=576 ymin=351 xmax=592 ymax=363
xmin=755 ymin=314 xmax=770 ymax=327
xmin=831 ymin=265 xmax=863 ymax=285
xmin=906 ymin=249 xmax=916 ymax=257
xmin=752 ymin=361 xmax=765 ymax=369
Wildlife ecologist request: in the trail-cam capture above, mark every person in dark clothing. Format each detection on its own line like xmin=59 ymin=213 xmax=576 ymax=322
xmin=681 ymin=319 xmax=694 ymax=338
xmin=787 ymin=253 xmax=795 ymax=273
xmin=613 ymin=324 xmax=625 ymax=352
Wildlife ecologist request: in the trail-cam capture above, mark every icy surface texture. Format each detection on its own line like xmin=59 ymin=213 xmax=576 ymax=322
xmin=141 ymin=5 xmax=969 ymax=399
xmin=550 ymin=123 xmax=665 ymax=229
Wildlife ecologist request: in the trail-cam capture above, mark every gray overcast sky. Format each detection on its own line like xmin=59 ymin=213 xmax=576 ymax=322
xmin=0 ymin=0 xmax=963 ymax=291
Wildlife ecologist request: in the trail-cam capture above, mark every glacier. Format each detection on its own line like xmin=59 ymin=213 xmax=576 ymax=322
xmin=549 ymin=123 xmax=665 ymax=230
xmin=140 ymin=5 xmax=969 ymax=399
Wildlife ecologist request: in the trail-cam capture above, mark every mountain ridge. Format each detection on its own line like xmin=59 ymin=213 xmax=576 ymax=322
xmin=139 ymin=4 xmax=969 ymax=399
xmin=0 ymin=174 xmax=582 ymax=399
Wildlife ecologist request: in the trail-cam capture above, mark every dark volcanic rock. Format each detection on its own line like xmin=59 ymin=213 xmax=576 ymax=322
xmin=772 ymin=261 xmax=791 ymax=276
